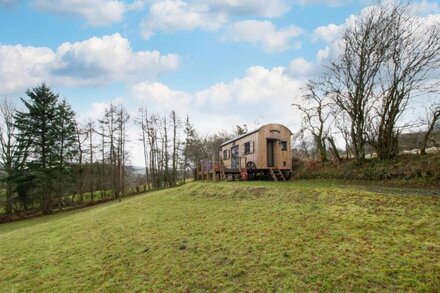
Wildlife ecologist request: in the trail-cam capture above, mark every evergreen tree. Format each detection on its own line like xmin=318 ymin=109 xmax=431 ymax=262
xmin=53 ymin=100 xmax=78 ymax=203
xmin=14 ymin=83 xmax=77 ymax=214
xmin=55 ymin=100 xmax=77 ymax=169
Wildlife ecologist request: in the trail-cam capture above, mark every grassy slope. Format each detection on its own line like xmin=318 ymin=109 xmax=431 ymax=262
xmin=0 ymin=181 xmax=439 ymax=292
xmin=295 ymin=153 xmax=440 ymax=185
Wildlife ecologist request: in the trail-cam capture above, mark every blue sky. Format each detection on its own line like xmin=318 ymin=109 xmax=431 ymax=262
xmin=1 ymin=0 xmax=439 ymax=163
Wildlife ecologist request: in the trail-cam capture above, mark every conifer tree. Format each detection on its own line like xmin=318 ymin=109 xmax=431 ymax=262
xmin=14 ymin=83 xmax=77 ymax=214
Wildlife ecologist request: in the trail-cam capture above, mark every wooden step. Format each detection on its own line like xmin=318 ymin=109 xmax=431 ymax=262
xmin=270 ymin=168 xmax=286 ymax=182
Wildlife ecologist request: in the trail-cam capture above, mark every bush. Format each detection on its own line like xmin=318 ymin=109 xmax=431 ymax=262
xmin=294 ymin=153 xmax=440 ymax=185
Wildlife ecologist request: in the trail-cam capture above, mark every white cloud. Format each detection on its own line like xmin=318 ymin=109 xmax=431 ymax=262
xmin=140 ymin=0 xmax=291 ymax=39
xmin=79 ymin=98 xmax=125 ymax=122
xmin=410 ymin=0 xmax=439 ymax=15
xmin=295 ymin=0 xmax=351 ymax=6
xmin=140 ymin=0 xmax=226 ymax=39
xmin=52 ymin=33 xmax=179 ymax=85
xmin=194 ymin=66 xmax=304 ymax=128
xmin=127 ymin=62 xmax=306 ymax=135
xmin=193 ymin=0 xmax=289 ymax=18
xmin=0 ymin=34 xmax=179 ymax=95
xmin=33 ymin=0 xmax=126 ymax=26
xmin=127 ymin=0 xmax=145 ymax=11
xmin=0 ymin=45 xmax=55 ymax=95
xmin=222 ymin=20 xmax=303 ymax=52
xmin=316 ymin=46 xmax=331 ymax=63
xmin=313 ymin=23 xmax=343 ymax=42
xmin=286 ymin=58 xmax=318 ymax=79
xmin=131 ymin=81 xmax=193 ymax=113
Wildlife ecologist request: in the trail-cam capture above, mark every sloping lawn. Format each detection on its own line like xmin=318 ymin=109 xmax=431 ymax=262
xmin=0 ymin=181 xmax=439 ymax=292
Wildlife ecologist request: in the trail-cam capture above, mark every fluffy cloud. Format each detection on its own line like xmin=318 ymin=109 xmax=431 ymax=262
xmin=131 ymin=81 xmax=192 ymax=113
xmin=295 ymin=0 xmax=351 ymax=6
xmin=194 ymin=66 xmax=303 ymax=128
xmin=313 ymin=23 xmax=343 ymax=42
xmin=192 ymin=0 xmax=289 ymax=18
xmin=0 ymin=45 xmax=55 ymax=95
xmin=140 ymin=0 xmax=290 ymax=39
xmin=52 ymin=33 xmax=179 ymax=85
xmin=410 ymin=0 xmax=439 ymax=15
xmin=140 ymin=0 xmax=226 ymax=39
xmin=222 ymin=20 xmax=303 ymax=52
xmin=127 ymin=62 xmax=305 ymax=134
xmin=286 ymin=58 xmax=318 ymax=79
xmin=0 ymin=34 xmax=179 ymax=95
xmin=33 ymin=0 xmax=126 ymax=26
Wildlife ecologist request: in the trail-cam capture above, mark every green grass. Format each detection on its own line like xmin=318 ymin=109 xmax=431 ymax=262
xmin=0 ymin=181 xmax=439 ymax=292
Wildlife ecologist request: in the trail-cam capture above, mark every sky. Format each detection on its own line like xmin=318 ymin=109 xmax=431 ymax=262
xmin=1 ymin=0 xmax=439 ymax=165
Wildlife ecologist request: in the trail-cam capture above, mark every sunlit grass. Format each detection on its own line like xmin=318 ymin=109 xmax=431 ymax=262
xmin=0 ymin=181 xmax=439 ymax=292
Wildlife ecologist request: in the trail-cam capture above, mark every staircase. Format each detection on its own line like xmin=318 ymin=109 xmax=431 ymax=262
xmin=269 ymin=168 xmax=286 ymax=182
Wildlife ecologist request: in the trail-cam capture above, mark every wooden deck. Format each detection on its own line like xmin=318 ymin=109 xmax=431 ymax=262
xmin=197 ymin=159 xmax=291 ymax=182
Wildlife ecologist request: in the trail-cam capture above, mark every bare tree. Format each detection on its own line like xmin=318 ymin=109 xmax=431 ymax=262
xmin=99 ymin=104 xmax=118 ymax=198
xmin=0 ymin=99 xmax=28 ymax=214
xmin=327 ymin=136 xmax=342 ymax=161
xmin=293 ymin=80 xmax=333 ymax=162
xmin=86 ymin=120 xmax=96 ymax=201
xmin=169 ymin=111 xmax=180 ymax=186
xmin=97 ymin=120 xmax=107 ymax=199
xmin=160 ymin=116 xmax=169 ymax=187
xmin=323 ymin=3 xmax=395 ymax=161
xmin=137 ymin=107 xmax=150 ymax=190
xmin=75 ymin=121 xmax=88 ymax=204
xmin=147 ymin=114 xmax=159 ymax=188
xmin=369 ymin=5 xmax=440 ymax=159
xmin=323 ymin=1 xmax=440 ymax=160
xmin=183 ymin=115 xmax=195 ymax=183
xmin=116 ymin=106 xmax=129 ymax=202
xmin=420 ymin=103 xmax=440 ymax=155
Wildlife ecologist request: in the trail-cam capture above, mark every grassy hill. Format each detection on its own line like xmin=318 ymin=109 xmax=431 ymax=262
xmin=0 ymin=181 xmax=439 ymax=292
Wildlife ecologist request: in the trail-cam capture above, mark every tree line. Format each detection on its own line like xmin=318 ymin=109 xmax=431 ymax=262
xmin=293 ymin=1 xmax=440 ymax=162
xmin=0 ymin=83 xmax=227 ymax=216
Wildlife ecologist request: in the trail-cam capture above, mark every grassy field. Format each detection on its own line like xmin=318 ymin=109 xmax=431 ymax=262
xmin=0 ymin=180 xmax=439 ymax=292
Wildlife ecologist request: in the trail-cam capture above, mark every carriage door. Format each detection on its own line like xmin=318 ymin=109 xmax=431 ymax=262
xmin=267 ymin=139 xmax=276 ymax=167
xmin=231 ymin=145 xmax=239 ymax=169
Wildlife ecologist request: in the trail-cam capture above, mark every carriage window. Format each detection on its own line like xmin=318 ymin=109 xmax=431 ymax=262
xmin=280 ymin=141 xmax=287 ymax=151
xmin=244 ymin=141 xmax=254 ymax=154
xmin=223 ymin=149 xmax=230 ymax=160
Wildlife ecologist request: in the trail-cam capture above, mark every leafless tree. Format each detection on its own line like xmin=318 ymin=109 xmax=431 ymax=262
xmin=323 ymin=3 xmax=399 ymax=160
xmin=420 ymin=103 xmax=440 ymax=155
xmin=369 ymin=5 xmax=440 ymax=159
xmin=183 ymin=115 xmax=195 ymax=183
xmin=0 ymin=99 xmax=28 ymax=213
xmin=169 ymin=110 xmax=180 ymax=186
xmin=85 ymin=120 xmax=96 ymax=201
xmin=160 ymin=116 xmax=170 ymax=187
xmin=75 ymin=121 xmax=88 ymax=204
xmin=323 ymin=1 xmax=440 ymax=160
xmin=293 ymin=80 xmax=333 ymax=162
xmin=136 ymin=107 xmax=150 ymax=190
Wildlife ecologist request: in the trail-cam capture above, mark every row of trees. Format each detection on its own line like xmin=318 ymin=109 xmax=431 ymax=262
xmin=293 ymin=1 xmax=440 ymax=162
xmin=0 ymin=83 xmax=226 ymax=215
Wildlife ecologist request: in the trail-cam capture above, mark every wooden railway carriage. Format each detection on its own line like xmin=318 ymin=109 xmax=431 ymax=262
xmin=219 ymin=123 xmax=292 ymax=181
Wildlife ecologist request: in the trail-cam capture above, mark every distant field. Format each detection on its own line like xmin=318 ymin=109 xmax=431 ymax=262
xmin=0 ymin=181 xmax=439 ymax=292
